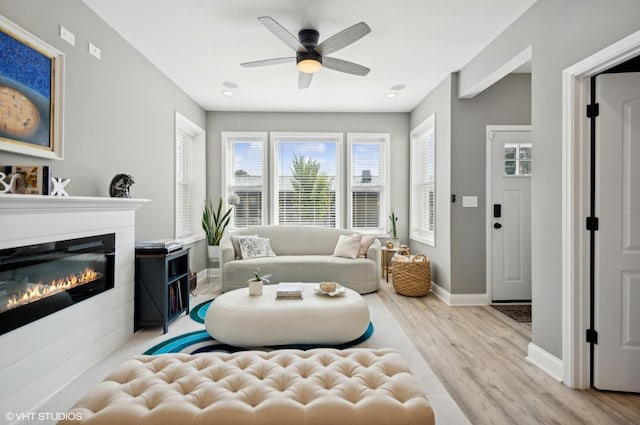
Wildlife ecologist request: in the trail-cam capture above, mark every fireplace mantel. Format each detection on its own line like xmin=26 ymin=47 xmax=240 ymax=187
xmin=0 ymin=194 xmax=148 ymax=418
xmin=0 ymin=194 xmax=149 ymax=214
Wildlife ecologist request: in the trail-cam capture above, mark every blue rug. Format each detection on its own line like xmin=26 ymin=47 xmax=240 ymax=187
xmin=144 ymin=322 xmax=374 ymax=355
xmin=189 ymin=299 xmax=211 ymax=323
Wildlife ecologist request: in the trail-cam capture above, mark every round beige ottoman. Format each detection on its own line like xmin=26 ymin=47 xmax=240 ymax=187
xmin=205 ymin=283 xmax=370 ymax=346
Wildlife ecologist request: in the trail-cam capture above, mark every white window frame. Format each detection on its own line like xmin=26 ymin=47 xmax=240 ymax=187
xmin=270 ymin=132 xmax=343 ymax=228
xmin=410 ymin=113 xmax=436 ymax=246
xmin=347 ymin=133 xmax=390 ymax=235
xmin=174 ymin=111 xmax=206 ymax=244
xmin=221 ymin=132 xmax=269 ymax=229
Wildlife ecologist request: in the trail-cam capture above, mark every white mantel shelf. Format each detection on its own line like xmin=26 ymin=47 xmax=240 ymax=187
xmin=0 ymin=194 xmax=149 ymax=214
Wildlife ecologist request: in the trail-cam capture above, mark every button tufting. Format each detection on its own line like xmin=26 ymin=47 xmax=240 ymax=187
xmin=61 ymin=349 xmax=434 ymax=425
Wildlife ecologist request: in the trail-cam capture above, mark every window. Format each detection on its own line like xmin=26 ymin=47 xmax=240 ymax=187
xmin=175 ymin=112 xmax=205 ymax=242
xmin=222 ymin=132 xmax=268 ymax=228
xmin=271 ymin=133 xmax=342 ymax=227
xmin=504 ymin=143 xmax=532 ymax=176
xmin=347 ymin=133 xmax=390 ymax=234
xmin=410 ymin=113 xmax=436 ymax=246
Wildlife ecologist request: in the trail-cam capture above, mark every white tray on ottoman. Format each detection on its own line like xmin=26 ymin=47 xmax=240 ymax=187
xmin=205 ymin=283 xmax=370 ymax=347
xmin=60 ymin=349 xmax=435 ymax=425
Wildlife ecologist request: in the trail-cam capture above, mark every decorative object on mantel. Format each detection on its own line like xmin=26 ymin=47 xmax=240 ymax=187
xmin=50 ymin=177 xmax=70 ymax=196
xmin=0 ymin=171 xmax=24 ymax=194
xmin=109 ymin=173 xmax=135 ymax=198
xmin=1 ymin=165 xmax=51 ymax=194
xmin=202 ymin=194 xmax=240 ymax=260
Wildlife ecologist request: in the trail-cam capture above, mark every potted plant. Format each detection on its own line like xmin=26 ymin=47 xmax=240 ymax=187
xmin=247 ymin=268 xmax=271 ymax=296
xmin=202 ymin=195 xmax=238 ymax=259
xmin=388 ymin=211 xmax=400 ymax=248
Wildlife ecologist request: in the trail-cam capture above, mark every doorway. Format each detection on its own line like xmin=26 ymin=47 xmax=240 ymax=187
xmin=562 ymin=30 xmax=640 ymax=389
xmin=486 ymin=125 xmax=532 ymax=302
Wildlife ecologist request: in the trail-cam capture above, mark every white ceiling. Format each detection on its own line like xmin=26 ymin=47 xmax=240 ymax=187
xmin=82 ymin=0 xmax=536 ymax=113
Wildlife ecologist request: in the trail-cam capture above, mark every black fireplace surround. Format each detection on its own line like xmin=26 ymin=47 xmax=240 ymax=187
xmin=0 ymin=233 xmax=115 ymax=335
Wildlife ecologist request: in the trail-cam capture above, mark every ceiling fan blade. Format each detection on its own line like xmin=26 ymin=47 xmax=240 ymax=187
xmin=323 ymin=57 xmax=370 ymax=76
xmin=258 ymin=16 xmax=304 ymax=52
xmin=299 ymin=72 xmax=313 ymax=89
xmin=241 ymin=57 xmax=296 ymax=68
xmin=316 ymin=22 xmax=371 ymax=56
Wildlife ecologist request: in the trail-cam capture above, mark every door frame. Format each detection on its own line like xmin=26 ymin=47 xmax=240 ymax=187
xmin=562 ymin=30 xmax=640 ymax=388
xmin=485 ymin=125 xmax=532 ymax=303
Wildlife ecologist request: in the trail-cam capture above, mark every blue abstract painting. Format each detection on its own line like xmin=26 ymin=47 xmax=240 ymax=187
xmin=0 ymin=28 xmax=53 ymax=148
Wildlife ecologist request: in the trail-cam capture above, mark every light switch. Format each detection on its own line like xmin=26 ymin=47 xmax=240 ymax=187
xmin=88 ymin=42 xmax=101 ymax=59
xmin=462 ymin=196 xmax=478 ymax=208
xmin=59 ymin=26 xmax=75 ymax=46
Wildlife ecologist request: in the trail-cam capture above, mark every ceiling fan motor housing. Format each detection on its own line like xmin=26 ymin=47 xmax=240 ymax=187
xmin=298 ymin=29 xmax=319 ymax=48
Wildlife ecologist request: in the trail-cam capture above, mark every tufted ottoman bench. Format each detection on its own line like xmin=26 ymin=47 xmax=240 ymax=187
xmin=59 ymin=348 xmax=435 ymax=425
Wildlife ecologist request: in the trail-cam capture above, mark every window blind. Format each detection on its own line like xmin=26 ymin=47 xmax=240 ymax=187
xmin=411 ymin=114 xmax=436 ymax=245
xmin=274 ymin=138 xmax=338 ymax=227
xmin=229 ymin=138 xmax=265 ymax=228
xmin=349 ymin=137 xmax=387 ymax=232
xmin=175 ymin=129 xmax=193 ymax=238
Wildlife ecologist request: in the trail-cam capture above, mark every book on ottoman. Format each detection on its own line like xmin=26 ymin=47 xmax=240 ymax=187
xmin=276 ymin=282 xmax=303 ymax=299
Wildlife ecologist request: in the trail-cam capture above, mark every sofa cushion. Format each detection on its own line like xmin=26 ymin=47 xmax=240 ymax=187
xmin=358 ymin=234 xmax=377 ymax=258
xmin=239 ymin=236 xmax=276 ymax=259
xmin=230 ymin=233 xmax=257 ymax=260
xmin=333 ymin=234 xmax=362 ymax=258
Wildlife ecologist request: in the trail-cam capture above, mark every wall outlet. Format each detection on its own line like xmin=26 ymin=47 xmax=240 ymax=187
xmin=59 ymin=26 xmax=75 ymax=46
xmin=88 ymin=42 xmax=101 ymax=59
xmin=462 ymin=196 xmax=478 ymax=208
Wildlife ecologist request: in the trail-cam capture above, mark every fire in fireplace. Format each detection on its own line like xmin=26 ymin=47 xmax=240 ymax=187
xmin=0 ymin=233 xmax=115 ymax=335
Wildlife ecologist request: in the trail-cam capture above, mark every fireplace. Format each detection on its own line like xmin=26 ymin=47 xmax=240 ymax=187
xmin=0 ymin=233 xmax=115 ymax=335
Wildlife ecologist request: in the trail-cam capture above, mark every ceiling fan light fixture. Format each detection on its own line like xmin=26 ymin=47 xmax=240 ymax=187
xmin=297 ymin=58 xmax=322 ymax=74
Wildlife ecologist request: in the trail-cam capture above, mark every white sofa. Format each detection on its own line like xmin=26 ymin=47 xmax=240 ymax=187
xmin=220 ymin=226 xmax=380 ymax=294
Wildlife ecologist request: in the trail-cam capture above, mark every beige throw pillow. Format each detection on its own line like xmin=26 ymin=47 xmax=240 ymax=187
xmin=230 ymin=234 xmax=257 ymax=260
xmin=357 ymin=234 xmax=377 ymax=258
xmin=333 ymin=234 xmax=363 ymax=259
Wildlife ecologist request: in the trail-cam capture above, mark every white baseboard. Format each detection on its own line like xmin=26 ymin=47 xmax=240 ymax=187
xmin=197 ymin=269 xmax=208 ymax=283
xmin=527 ymin=342 xmax=564 ymax=382
xmin=430 ymin=282 xmax=488 ymax=306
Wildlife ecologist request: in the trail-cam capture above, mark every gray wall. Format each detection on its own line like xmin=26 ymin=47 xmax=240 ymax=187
xmin=206 ymin=111 xmax=410 ymax=240
xmin=409 ymin=76 xmax=453 ymax=291
xmin=450 ymin=73 xmax=531 ymax=294
xmin=459 ymin=0 xmax=640 ymax=358
xmin=0 ymin=0 xmax=206 ymax=245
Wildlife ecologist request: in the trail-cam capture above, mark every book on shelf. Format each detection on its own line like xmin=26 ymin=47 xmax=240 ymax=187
xmin=276 ymin=282 xmax=303 ymax=299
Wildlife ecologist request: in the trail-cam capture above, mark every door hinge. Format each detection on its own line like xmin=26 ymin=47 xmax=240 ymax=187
xmin=586 ymin=103 xmax=600 ymax=118
xmin=586 ymin=217 xmax=599 ymax=231
xmin=586 ymin=329 xmax=598 ymax=344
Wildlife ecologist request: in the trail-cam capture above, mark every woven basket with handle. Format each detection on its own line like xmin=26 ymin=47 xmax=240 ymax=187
xmin=391 ymin=253 xmax=431 ymax=297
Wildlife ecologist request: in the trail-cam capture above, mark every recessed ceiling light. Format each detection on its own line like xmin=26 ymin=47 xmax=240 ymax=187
xmin=223 ymin=81 xmax=239 ymax=89
xmin=385 ymin=92 xmax=398 ymax=98
xmin=221 ymin=90 xmax=235 ymax=97
xmin=390 ymin=84 xmax=406 ymax=91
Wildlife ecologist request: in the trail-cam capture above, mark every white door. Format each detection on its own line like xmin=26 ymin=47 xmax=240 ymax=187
xmin=594 ymin=72 xmax=640 ymax=392
xmin=488 ymin=127 xmax=532 ymax=301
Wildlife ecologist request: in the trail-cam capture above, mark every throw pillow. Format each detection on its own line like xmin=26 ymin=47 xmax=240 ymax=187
xmin=332 ymin=234 xmax=363 ymax=259
xmin=357 ymin=234 xmax=377 ymax=258
xmin=239 ymin=236 xmax=276 ymax=259
xmin=230 ymin=234 xmax=257 ymax=260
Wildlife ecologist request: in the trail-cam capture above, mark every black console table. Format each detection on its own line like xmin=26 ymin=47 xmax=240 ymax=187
xmin=135 ymin=248 xmax=190 ymax=333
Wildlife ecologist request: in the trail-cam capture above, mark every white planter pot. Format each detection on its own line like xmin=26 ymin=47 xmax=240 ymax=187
xmin=248 ymin=279 xmax=263 ymax=296
xmin=207 ymin=245 xmax=220 ymax=260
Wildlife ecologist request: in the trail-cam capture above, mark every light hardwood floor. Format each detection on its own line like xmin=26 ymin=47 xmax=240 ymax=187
xmin=376 ymin=281 xmax=640 ymax=425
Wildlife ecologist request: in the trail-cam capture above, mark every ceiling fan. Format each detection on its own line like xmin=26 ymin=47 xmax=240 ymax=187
xmin=241 ymin=17 xmax=371 ymax=89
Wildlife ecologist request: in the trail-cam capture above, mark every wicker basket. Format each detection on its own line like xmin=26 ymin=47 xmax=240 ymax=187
xmin=391 ymin=254 xmax=431 ymax=297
